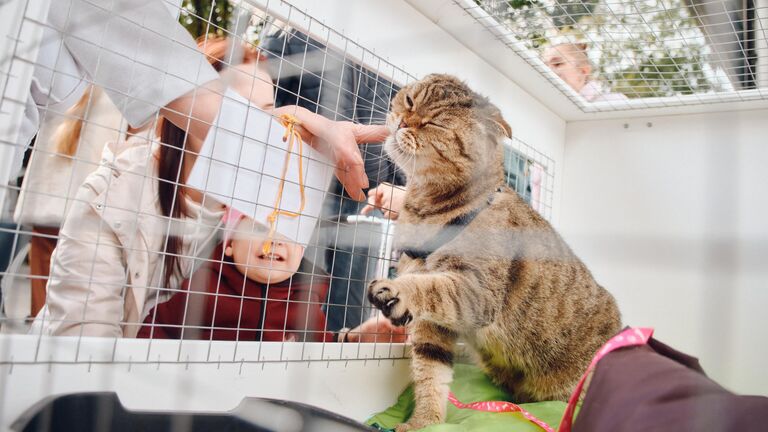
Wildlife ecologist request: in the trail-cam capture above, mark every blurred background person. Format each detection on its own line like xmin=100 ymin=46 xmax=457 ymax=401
xmin=543 ymin=42 xmax=628 ymax=103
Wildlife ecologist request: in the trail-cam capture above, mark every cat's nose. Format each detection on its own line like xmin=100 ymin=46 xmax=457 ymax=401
xmin=398 ymin=119 xmax=408 ymax=129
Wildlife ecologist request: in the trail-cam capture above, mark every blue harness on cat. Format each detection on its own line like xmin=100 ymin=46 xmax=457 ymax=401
xmin=400 ymin=187 xmax=503 ymax=260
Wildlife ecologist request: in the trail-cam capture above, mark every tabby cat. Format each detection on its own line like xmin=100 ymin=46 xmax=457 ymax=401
xmin=368 ymin=74 xmax=621 ymax=431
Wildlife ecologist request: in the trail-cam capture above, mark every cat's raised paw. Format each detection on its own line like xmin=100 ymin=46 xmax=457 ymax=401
xmin=367 ymin=279 xmax=413 ymax=326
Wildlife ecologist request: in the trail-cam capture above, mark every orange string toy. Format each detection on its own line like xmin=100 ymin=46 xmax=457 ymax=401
xmin=262 ymin=113 xmax=305 ymax=255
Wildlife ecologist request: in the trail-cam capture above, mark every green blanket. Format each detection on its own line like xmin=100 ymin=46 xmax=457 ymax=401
xmin=367 ymin=364 xmax=567 ymax=432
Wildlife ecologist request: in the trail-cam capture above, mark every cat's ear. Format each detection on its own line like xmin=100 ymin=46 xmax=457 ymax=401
xmin=477 ymin=96 xmax=512 ymax=139
xmin=492 ymin=112 xmax=512 ymax=139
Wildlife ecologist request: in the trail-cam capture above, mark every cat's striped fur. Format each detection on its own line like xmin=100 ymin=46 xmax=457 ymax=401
xmin=368 ymin=74 xmax=621 ymax=431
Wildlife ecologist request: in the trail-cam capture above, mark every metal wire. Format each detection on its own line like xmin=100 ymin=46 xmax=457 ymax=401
xmin=460 ymin=0 xmax=767 ymax=112
xmin=0 ymin=0 xmax=555 ymax=373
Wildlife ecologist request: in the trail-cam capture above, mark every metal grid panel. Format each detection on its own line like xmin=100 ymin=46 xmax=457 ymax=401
xmin=0 ymin=0 xmax=556 ymax=373
xmin=459 ymin=0 xmax=768 ymax=112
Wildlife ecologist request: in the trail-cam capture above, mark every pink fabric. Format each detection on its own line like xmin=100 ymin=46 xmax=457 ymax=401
xmin=448 ymin=392 xmax=554 ymax=431
xmin=447 ymin=327 xmax=654 ymax=432
xmin=530 ymin=163 xmax=543 ymax=212
xmin=222 ymin=207 xmax=246 ymax=247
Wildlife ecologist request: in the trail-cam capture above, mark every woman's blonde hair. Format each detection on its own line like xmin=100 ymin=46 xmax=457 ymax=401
xmin=52 ymin=85 xmax=94 ymax=157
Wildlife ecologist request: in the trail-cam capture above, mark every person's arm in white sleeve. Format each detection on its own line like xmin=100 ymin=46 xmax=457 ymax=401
xmin=29 ymin=24 xmax=88 ymax=112
xmin=17 ymin=23 xmax=89 ymax=147
xmin=45 ymin=0 xmax=383 ymax=200
xmin=45 ymin=0 xmax=220 ymax=129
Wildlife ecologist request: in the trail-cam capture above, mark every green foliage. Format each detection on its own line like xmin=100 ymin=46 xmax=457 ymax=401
xmin=179 ymin=0 xmax=233 ymax=39
xmin=547 ymin=0 xmax=598 ymax=29
xmin=611 ymin=50 xmax=713 ymax=98
xmin=508 ymin=0 xmax=538 ymax=8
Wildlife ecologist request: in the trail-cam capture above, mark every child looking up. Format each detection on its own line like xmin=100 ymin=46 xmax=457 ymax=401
xmin=138 ymin=208 xmax=333 ymax=342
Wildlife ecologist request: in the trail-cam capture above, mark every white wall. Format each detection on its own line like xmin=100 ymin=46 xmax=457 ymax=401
xmin=560 ymin=109 xmax=768 ymax=395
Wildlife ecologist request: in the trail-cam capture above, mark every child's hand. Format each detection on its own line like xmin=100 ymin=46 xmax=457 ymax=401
xmin=360 ymin=182 xmax=406 ymax=220
xmin=347 ymin=314 xmax=408 ymax=343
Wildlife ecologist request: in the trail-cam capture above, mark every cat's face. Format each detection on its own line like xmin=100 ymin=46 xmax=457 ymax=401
xmin=385 ymin=74 xmax=511 ymax=179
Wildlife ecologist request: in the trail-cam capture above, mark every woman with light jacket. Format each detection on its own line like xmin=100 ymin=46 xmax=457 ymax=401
xmin=33 ymin=121 xmax=221 ymax=337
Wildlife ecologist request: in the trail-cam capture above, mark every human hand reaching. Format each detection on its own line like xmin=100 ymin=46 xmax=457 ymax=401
xmin=272 ymin=106 xmax=389 ymax=201
xmin=360 ymin=182 xmax=407 ymax=220
xmin=345 ymin=313 xmax=408 ymax=343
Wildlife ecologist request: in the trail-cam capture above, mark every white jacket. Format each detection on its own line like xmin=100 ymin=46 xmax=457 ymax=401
xmin=33 ymin=136 xmax=223 ymax=338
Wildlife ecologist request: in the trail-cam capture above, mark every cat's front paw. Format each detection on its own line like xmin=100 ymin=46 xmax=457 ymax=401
xmin=368 ymin=279 xmax=413 ymax=326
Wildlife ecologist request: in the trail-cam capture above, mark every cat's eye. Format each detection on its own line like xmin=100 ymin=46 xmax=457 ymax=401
xmin=405 ymin=94 xmax=414 ymax=109
xmin=424 ymin=121 xmax=447 ymax=130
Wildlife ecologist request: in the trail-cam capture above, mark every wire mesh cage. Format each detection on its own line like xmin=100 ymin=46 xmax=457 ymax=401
xmin=460 ymin=0 xmax=768 ymax=111
xmin=1 ymin=0 xmax=764 ymax=431
xmin=0 ymin=0 xmax=556 ymax=340
xmin=0 ymin=0 xmax=559 ymax=429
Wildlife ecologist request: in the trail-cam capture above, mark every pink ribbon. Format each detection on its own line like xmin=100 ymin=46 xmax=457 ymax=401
xmin=447 ymin=327 xmax=654 ymax=432
xmin=557 ymin=327 xmax=653 ymax=432
xmin=447 ymin=392 xmax=555 ymax=432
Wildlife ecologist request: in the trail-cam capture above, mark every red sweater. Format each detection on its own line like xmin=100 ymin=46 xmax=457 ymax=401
xmin=137 ymin=244 xmax=333 ymax=342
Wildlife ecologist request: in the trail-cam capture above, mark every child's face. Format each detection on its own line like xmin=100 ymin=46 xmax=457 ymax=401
xmin=543 ymin=46 xmax=590 ymax=92
xmin=225 ymin=218 xmax=304 ymax=284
